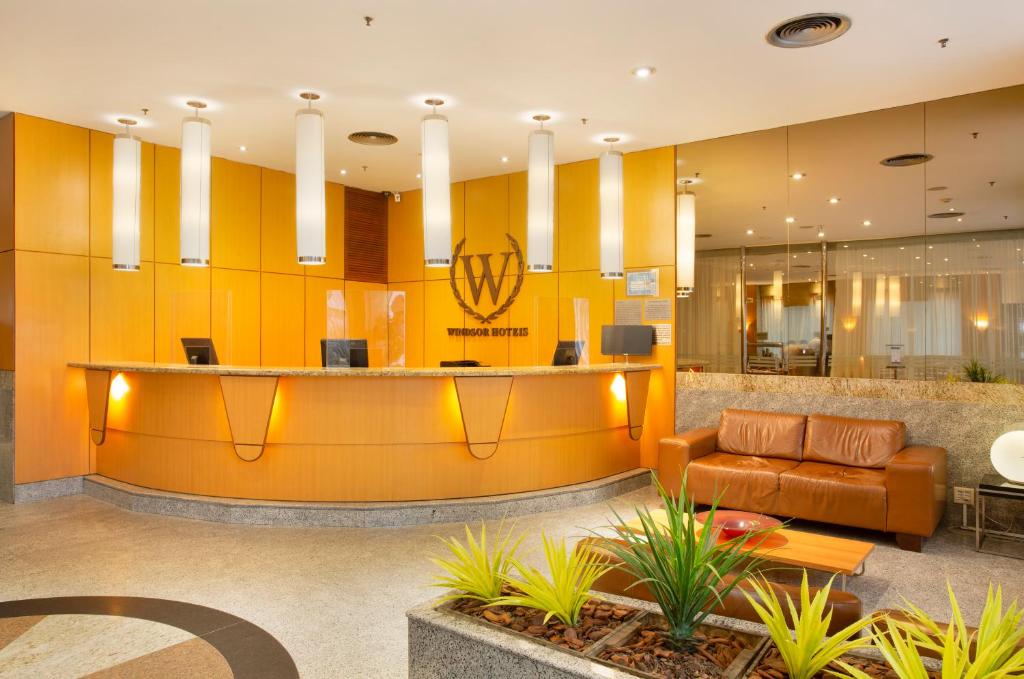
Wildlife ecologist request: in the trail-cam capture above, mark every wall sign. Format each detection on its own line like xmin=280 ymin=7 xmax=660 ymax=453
xmin=447 ymin=233 xmax=529 ymax=337
xmin=626 ymin=268 xmax=659 ymax=296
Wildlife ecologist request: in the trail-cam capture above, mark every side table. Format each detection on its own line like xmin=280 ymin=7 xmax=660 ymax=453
xmin=975 ymin=474 xmax=1024 ymax=558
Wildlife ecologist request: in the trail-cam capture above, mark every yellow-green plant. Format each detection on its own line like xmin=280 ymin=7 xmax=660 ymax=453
xmin=430 ymin=520 xmax=523 ymax=604
xmin=841 ymin=621 xmax=936 ymax=679
xmin=745 ymin=571 xmax=873 ymax=679
xmin=493 ymin=533 xmax=611 ymax=627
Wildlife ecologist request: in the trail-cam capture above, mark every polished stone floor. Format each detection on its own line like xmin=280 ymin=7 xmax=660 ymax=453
xmin=2 ymin=488 xmax=1022 ymax=678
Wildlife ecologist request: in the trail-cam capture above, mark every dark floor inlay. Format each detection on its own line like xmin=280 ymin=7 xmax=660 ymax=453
xmin=0 ymin=596 xmax=298 ymax=679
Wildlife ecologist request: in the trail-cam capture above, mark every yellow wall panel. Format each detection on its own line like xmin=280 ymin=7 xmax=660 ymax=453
xmin=260 ymin=272 xmax=304 ymax=365
xmin=212 ymin=268 xmax=261 ymax=366
xmin=303 ymin=275 xmax=346 ymax=367
xmin=424 ymin=278 xmax=464 ymax=367
xmin=260 ymin=168 xmax=302 ymax=275
xmin=0 ymin=114 xmax=13 ymax=252
xmin=90 ymin=258 xmax=154 ymax=363
xmin=557 ymin=160 xmax=600 ymax=272
xmin=386 ymin=281 xmax=424 ymax=368
xmin=315 ymin=181 xmax=345 ymax=279
xmin=154 ymin=145 xmax=180 ymax=264
xmin=0 ymin=251 xmax=13 ymax=370
xmin=14 ymin=115 xmax=89 ymax=255
xmin=509 ymin=272 xmax=558 ymax=367
xmin=155 ymin=262 xmax=211 ymax=363
xmin=387 ymin=189 xmax=423 ymax=283
xmin=465 ymin=175 xmax=509 ymax=255
xmin=14 ymin=251 xmax=89 ymax=482
xmin=558 ymin=270 xmax=614 ymax=364
xmin=211 ymin=158 xmax=261 ymax=271
xmin=624 ymin=146 xmax=675 ymax=269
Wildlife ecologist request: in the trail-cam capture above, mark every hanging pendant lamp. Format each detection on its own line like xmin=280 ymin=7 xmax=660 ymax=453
xmin=179 ymin=101 xmax=211 ymax=267
xmin=295 ymin=92 xmax=326 ymax=265
xmin=599 ymin=137 xmax=624 ymax=280
xmin=421 ymin=98 xmax=451 ymax=267
xmin=112 ymin=118 xmax=141 ymax=271
xmin=526 ymin=114 xmax=554 ymax=272
xmin=676 ymin=179 xmax=696 ymax=297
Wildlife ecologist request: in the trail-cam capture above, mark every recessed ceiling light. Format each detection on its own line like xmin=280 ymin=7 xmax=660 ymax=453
xmin=631 ymin=66 xmax=656 ymax=78
xmin=957 ymin=218 xmax=963 ymax=222
xmin=948 ymin=207 xmax=956 ymax=212
xmin=863 ymin=220 xmax=872 ymax=226
xmin=746 ymin=229 xmax=754 ymax=235
xmin=239 ymin=145 xmax=247 ymax=152
xmin=817 ymin=230 xmax=825 ymax=238
xmin=785 ymin=216 xmax=795 ymax=223
xmin=842 ymin=244 xmax=848 ymax=248
xmin=416 ymin=173 xmax=422 ymax=179
xmin=501 ymin=156 xmax=509 ymax=163
xmin=828 ymin=197 xmax=839 ymax=204
xmin=339 ymin=169 xmax=347 ymax=175
xmin=790 ymin=172 xmax=805 ymax=180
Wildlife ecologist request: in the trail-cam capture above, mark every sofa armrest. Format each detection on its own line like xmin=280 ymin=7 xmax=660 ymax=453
xmin=657 ymin=427 xmax=718 ymax=498
xmin=885 ymin=445 xmax=947 ymax=538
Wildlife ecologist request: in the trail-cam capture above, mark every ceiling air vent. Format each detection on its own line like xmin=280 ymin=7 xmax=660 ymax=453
xmin=880 ymin=153 xmax=934 ymax=167
xmin=695 ymin=233 xmax=712 ymax=238
xmin=348 ymin=131 xmax=398 ymax=146
xmin=766 ymin=13 xmax=851 ymax=48
xmin=928 ymin=211 xmax=965 ymax=219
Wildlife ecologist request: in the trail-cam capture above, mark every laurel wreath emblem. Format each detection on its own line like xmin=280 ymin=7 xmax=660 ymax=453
xmin=449 ymin=233 xmax=525 ymax=324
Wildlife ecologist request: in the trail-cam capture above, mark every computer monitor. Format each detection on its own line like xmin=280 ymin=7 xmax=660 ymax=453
xmin=600 ymin=325 xmax=654 ymax=357
xmin=552 ymin=340 xmax=584 ymax=366
xmin=320 ymin=339 xmax=369 ymax=368
xmin=181 ymin=338 xmax=219 ymax=365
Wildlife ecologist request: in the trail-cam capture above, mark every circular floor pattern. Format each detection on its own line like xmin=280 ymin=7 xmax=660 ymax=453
xmin=0 ymin=596 xmax=298 ymax=678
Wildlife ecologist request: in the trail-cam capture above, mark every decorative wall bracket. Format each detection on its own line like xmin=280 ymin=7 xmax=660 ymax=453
xmin=218 ymin=375 xmax=279 ymax=462
xmin=625 ymin=370 xmax=651 ymax=441
xmin=453 ymin=376 xmax=514 ymax=460
xmin=84 ymin=369 xmax=112 ymax=445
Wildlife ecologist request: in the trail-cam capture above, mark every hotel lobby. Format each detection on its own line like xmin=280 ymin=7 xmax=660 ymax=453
xmin=1 ymin=2 xmax=1023 ymax=677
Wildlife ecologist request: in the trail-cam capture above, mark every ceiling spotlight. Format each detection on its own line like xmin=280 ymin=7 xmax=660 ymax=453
xmin=957 ymin=217 xmax=962 ymax=222
xmin=828 ymin=197 xmax=839 ymax=204
xmin=416 ymin=173 xmax=422 ymax=179
xmin=631 ymin=66 xmax=656 ymax=78
xmin=817 ymin=230 xmax=825 ymax=238
xmin=948 ymin=207 xmax=956 ymax=212
xmin=501 ymin=156 xmax=509 ymax=163
xmin=746 ymin=228 xmax=754 ymax=235
xmin=785 ymin=216 xmax=795 ymax=224
xmin=340 ymin=169 xmax=347 ymax=175
xmin=791 ymin=172 xmax=805 ymax=180
xmin=239 ymin=145 xmax=247 ymax=152
xmin=863 ymin=220 xmax=872 ymax=226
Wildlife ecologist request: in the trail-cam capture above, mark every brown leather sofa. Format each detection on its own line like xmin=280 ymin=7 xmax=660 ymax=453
xmin=577 ymin=537 xmax=864 ymax=634
xmin=658 ymin=409 xmax=947 ymax=551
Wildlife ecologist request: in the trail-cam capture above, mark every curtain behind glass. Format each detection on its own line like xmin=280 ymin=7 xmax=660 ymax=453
xmin=678 ymin=249 xmax=742 ymax=372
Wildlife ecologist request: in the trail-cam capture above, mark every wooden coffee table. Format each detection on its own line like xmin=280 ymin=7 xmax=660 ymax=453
xmin=623 ymin=509 xmax=874 ymax=589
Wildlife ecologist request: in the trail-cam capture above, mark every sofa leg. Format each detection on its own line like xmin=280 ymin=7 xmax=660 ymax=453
xmin=895 ymin=533 xmax=923 ymax=552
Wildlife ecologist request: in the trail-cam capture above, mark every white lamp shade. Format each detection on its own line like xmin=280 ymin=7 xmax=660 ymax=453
xmin=676 ymin=192 xmax=695 ymax=296
xmin=179 ymin=116 xmax=211 ymax=267
xmin=421 ymin=114 xmax=451 ymax=267
xmin=851 ymin=271 xmax=863 ymax=316
xmin=526 ymin=129 xmax=554 ymax=272
xmin=991 ymin=430 xmax=1024 ymax=483
xmin=112 ymin=133 xmax=141 ymax=271
xmin=599 ymin=150 xmax=624 ymax=279
xmin=295 ymin=108 xmax=326 ymax=265
xmin=875 ymin=274 xmax=887 ymax=314
xmin=888 ymin=275 xmax=901 ymax=317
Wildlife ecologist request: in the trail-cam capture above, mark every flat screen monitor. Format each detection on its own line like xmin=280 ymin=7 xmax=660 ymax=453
xmin=600 ymin=325 xmax=654 ymax=357
xmin=181 ymin=338 xmax=219 ymax=365
xmin=552 ymin=340 xmax=584 ymax=366
xmin=321 ymin=339 xmax=369 ymax=368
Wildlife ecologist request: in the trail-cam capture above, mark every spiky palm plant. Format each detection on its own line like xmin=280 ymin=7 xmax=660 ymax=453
xmin=429 ymin=520 xmax=523 ymax=604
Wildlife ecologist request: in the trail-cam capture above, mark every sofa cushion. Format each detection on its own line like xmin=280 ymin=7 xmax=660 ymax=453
xmin=804 ymin=414 xmax=906 ymax=468
xmin=717 ymin=408 xmax=807 ymax=461
xmin=687 ymin=452 xmax=798 ymax=514
xmin=778 ymin=462 xmax=887 ymax=531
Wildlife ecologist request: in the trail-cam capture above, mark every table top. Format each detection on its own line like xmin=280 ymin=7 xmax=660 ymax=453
xmin=979 ymin=474 xmax=1024 ymax=497
xmin=624 ymin=508 xmax=875 ymax=575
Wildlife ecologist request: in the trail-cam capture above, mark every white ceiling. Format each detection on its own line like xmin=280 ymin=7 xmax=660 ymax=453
xmin=1 ymin=1 xmax=1023 ymax=193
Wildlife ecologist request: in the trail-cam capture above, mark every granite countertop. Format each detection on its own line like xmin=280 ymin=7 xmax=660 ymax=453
xmin=68 ymin=361 xmax=657 ymax=378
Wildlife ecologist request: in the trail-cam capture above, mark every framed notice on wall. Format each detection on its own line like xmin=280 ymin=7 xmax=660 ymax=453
xmin=626 ymin=269 xmax=659 ymax=296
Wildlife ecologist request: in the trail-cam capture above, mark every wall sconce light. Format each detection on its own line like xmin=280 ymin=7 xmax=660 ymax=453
xmin=611 ymin=373 xmax=626 ymax=402
xmin=109 ymin=373 xmax=130 ymax=401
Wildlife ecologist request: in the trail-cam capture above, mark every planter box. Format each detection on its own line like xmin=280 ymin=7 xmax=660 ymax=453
xmin=407 ymin=592 xmax=770 ymax=679
xmin=743 ymin=640 xmax=944 ymax=678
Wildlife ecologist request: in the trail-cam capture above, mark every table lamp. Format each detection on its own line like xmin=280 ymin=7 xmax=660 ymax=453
xmin=990 ymin=430 xmax=1024 ymax=484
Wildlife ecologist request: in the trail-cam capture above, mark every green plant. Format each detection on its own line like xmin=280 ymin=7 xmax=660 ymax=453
xmin=962 ymin=358 xmax=1008 ymax=384
xmin=841 ymin=621 xmax=935 ymax=679
xmin=745 ymin=571 xmax=873 ymax=679
xmin=429 ymin=520 xmax=523 ymax=604
xmin=599 ymin=472 xmax=774 ymax=646
xmin=493 ymin=533 xmax=611 ymax=627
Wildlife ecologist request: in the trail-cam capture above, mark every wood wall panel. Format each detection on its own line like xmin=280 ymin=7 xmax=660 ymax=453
xmin=105 ymin=372 xmax=232 ymax=442
xmin=465 ymin=175 xmax=509 ymax=255
xmin=154 ymin=262 xmax=211 ymax=363
xmin=624 ymin=146 xmax=675 ymax=269
xmin=387 ymin=189 xmax=423 ymax=283
xmin=14 ymin=251 xmax=89 ymax=483
xmin=260 ymin=272 xmax=304 ymax=365
xmin=344 ymin=187 xmax=388 ymax=284
xmin=0 ymin=251 xmax=13 ymax=370
xmin=303 ymin=276 xmax=346 ymax=367
xmin=90 ymin=258 xmax=155 ymax=363
xmin=0 ymin=114 xmax=12 ymax=252
xmin=509 ymin=272 xmax=558 ymax=367
xmin=558 ymin=270 xmax=614 ymax=364
xmin=154 ymin=145 xmax=181 ymax=264
xmin=557 ymin=160 xmax=599 ymax=272
xmin=424 ymin=278 xmax=465 ymax=368
xmin=211 ymin=267 xmax=261 ymax=366
xmin=14 ymin=114 xmax=89 ymax=255
xmin=211 ymin=158 xmax=261 ymax=271
xmin=317 ymin=181 xmax=346 ymax=279
xmin=260 ymin=168 xmax=301 ymax=275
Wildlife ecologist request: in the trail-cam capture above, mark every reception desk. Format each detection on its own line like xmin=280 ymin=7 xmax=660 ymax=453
xmin=70 ymin=362 xmax=654 ymax=503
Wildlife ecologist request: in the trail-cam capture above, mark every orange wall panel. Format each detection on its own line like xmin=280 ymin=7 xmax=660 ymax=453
xmin=509 ymin=272 xmax=558 ymax=367
xmin=260 ymin=272 xmax=304 ymax=365
xmin=387 ymin=189 xmax=423 ymax=283
xmin=211 ymin=158 xmax=261 ymax=271
xmin=260 ymin=168 xmax=302 ymax=275
xmin=155 ymin=262 xmax=211 ymax=363
xmin=0 ymin=114 xmax=13 ymax=252
xmin=624 ymin=146 xmax=675 ymax=269
xmin=316 ymin=181 xmax=345 ymax=279
xmin=343 ymin=280 xmax=389 ymax=367
xmin=557 ymin=160 xmax=599 ymax=272
xmin=14 ymin=114 xmax=89 ymax=255
xmin=424 ymin=278 xmax=465 ymax=367
xmin=558 ymin=270 xmax=615 ymax=364
xmin=154 ymin=145 xmax=181 ymax=264
xmin=0 ymin=251 xmax=13 ymax=370
xmin=90 ymin=258 xmax=155 ymax=363
xmin=303 ymin=275 xmax=346 ymax=367
xmin=212 ymin=267 xmax=261 ymax=366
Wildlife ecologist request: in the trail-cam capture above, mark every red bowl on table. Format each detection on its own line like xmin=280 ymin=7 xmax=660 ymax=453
xmin=695 ymin=510 xmax=782 ymax=539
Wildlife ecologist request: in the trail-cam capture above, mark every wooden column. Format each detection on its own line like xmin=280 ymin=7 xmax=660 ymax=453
xmin=218 ymin=375 xmax=279 ymax=461
xmin=453 ymin=376 xmax=514 ymax=460
xmin=84 ymin=369 xmax=112 ymax=445
xmin=625 ymin=370 xmax=651 ymax=441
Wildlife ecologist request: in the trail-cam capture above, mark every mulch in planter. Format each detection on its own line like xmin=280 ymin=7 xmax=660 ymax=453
xmin=450 ymin=595 xmax=639 ymax=653
xmin=598 ymin=619 xmax=755 ymax=678
xmin=746 ymin=645 xmax=942 ymax=679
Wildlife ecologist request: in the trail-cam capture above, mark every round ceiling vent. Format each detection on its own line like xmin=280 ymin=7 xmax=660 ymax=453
xmin=928 ymin=211 xmax=965 ymax=219
xmin=766 ymin=13 xmax=851 ymax=48
xmin=927 ymin=185 xmax=948 ymax=191
xmin=695 ymin=233 xmax=712 ymax=238
xmin=880 ymin=153 xmax=934 ymax=167
xmin=348 ymin=131 xmax=398 ymax=146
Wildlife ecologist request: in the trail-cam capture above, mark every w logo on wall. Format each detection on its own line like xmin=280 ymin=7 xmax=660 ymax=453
xmin=449 ymin=233 xmax=525 ymax=324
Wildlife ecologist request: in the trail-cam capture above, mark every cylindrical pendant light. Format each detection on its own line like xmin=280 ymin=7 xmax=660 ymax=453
xmin=851 ymin=271 xmax=863 ymax=316
xmin=772 ymin=270 xmax=783 ymax=299
xmin=875 ymin=274 xmax=887 ymax=314
xmin=112 ymin=118 xmax=141 ymax=271
xmin=421 ymin=98 xmax=451 ymax=267
xmin=527 ymin=114 xmax=554 ymax=272
xmin=676 ymin=186 xmax=696 ymax=297
xmin=295 ymin=92 xmax=326 ymax=265
xmin=599 ymin=138 xmax=624 ymax=280
xmin=179 ymin=101 xmax=211 ymax=267
xmin=888 ymin=275 xmax=901 ymax=317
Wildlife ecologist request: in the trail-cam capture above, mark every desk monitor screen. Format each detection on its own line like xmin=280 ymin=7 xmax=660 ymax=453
xmin=600 ymin=325 xmax=654 ymax=357
xmin=321 ymin=339 xmax=369 ymax=368
xmin=552 ymin=340 xmax=584 ymax=366
xmin=181 ymin=338 xmax=218 ymax=365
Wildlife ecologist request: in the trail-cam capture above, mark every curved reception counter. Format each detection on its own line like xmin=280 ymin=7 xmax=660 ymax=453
xmin=70 ymin=362 xmax=654 ymax=503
